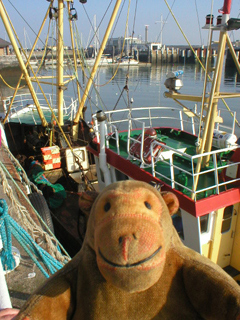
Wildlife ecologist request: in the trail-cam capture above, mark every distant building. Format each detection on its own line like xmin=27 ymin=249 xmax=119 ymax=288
xmin=47 ymin=45 xmax=69 ymax=52
xmin=0 ymin=38 xmax=11 ymax=56
xmin=150 ymin=42 xmax=162 ymax=51
xmin=105 ymin=37 xmax=143 ymax=55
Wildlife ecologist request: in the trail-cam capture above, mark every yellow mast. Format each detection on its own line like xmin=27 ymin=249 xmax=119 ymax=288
xmin=57 ymin=0 xmax=64 ymax=126
xmin=67 ymin=2 xmax=81 ymax=107
xmin=202 ymin=32 xmax=227 ymax=166
xmin=192 ymin=7 xmax=231 ymax=198
xmin=72 ymin=0 xmax=123 ymax=140
xmin=0 ymin=0 xmax=48 ymax=127
xmin=3 ymin=4 xmax=50 ymax=125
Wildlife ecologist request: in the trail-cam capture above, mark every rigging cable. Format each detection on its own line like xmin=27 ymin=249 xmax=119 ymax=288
xmin=194 ymin=0 xmax=203 ymax=47
xmin=164 ymin=0 xmax=240 ymax=129
xmin=0 ymin=75 xmax=25 ymax=90
xmin=2 ymin=1 xmax=52 ymax=126
xmin=72 ymin=0 xmax=131 ymax=114
xmin=156 ymin=0 xmax=176 ymax=42
xmin=6 ymin=0 xmax=47 ymax=48
xmin=95 ymin=0 xmax=131 ymax=88
xmin=82 ymin=0 xmax=113 ymax=52
xmin=125 ymin=0 xmax=139 ymax=110
xmin=82 ymin=0 xmax=128 ymax=91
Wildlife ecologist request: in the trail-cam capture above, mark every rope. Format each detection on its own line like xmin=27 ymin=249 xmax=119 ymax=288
xmin=0 ymin=199 xmax=15 ymax=271
xmin=0 ymin=75 xmax=25 ymax=90
xmin=0 ymin=149 xmax=70 ymax=262
xmin=194 ymin=0 xmax=203 ymax=46
xmin=82 ymin=0 xmax=113 ymax=51
xmin=6 ymin=0 xmax=46 ymax=48
xmin=95 ymin=0 xmax=131 ymax=88
xmin=1 ymin=142 xmax=40 ymax=195
xmin=0 ymin=198 xmax=63 ymax=278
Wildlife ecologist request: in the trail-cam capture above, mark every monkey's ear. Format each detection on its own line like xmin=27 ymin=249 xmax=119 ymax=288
xmin=78 ymin=190 xmax=99 ymax=219
xmin=161 ymin=192 xmax=179 ymax=216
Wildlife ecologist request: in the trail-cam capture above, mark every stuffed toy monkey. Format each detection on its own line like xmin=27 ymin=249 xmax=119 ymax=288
xmin=16 ymin=180 xmax=240 ymax=320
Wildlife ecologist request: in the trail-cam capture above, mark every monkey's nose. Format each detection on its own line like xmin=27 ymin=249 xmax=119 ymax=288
xmin=118 ymin=235 xmax=136 ymax=261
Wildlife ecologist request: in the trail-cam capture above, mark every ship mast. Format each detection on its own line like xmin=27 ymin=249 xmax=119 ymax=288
xmin=191 ymin=0 xmax=232 ymax=197
xmin=198 ymin=0 xmax=231 ymax=166
xmin=67 ymin=2 xmax=81 ymax=110
xmin=57 ymin=0 xmax=64 ymax=126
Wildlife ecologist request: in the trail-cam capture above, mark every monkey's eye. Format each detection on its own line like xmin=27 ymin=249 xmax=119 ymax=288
xmin=144 ymin=201 xmax=151 ymax=210
xmin=104 ymin=202 xmax=111 ymax=212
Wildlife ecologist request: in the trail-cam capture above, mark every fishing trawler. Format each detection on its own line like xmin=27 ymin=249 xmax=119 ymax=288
xmin=1 ymin=0 xmax=240 ymax=281
xmin=87 ymin=0 xmax=240 ymax=281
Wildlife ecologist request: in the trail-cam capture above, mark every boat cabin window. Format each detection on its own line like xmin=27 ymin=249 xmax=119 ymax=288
xmin=221 ymin=205 xmax=234 ymax=233
xmin=172 ymin=209 xmax=184 ymax=240
xmin=200 ymin=215 xmax=209 ymax=233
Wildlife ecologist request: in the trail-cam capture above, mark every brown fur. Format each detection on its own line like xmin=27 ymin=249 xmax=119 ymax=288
xmin=16 ymin=181 xmax=240 ymax=320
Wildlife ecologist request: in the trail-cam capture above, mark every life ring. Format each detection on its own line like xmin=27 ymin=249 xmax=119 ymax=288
xmin=28 ymin=192 xmax=54 ymax=234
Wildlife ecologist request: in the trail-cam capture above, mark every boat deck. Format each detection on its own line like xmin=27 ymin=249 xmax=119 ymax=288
xmin=107 ymin=128 xmax=236 ymax=200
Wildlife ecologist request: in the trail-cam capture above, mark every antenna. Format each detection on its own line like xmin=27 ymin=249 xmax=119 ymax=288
xmin=155 ymin=15 xmax=166 ymax=45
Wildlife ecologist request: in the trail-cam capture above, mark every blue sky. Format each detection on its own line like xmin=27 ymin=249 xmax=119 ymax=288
xmin=0 ymin=0 xmax=240 ymax=48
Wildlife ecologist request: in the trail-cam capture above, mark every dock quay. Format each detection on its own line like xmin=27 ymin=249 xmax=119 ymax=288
xmin=138 ymin=45 xmax=218 ymax=64
xmin=0 ymin=45 xmax=219 ymax=69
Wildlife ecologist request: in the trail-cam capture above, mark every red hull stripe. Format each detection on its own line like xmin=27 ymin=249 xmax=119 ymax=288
xmin=87 ymin=143 xmax=240 ymax=217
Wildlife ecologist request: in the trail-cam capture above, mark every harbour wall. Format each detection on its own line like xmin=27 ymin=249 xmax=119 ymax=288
xmin=0 ymin=46 xmax=217 ymax=68
xmin=0 ymin=54 xmax=26 ymax=69
xmin=138 ymin=46 xmax=217 ymax=64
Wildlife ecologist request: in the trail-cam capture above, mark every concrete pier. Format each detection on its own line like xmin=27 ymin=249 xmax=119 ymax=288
xmin=139 ymin=46 xmax=216 ymax=64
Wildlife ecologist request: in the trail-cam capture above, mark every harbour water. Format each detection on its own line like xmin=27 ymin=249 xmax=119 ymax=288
xmin=0 ymin=63 xmax=240 ymax=136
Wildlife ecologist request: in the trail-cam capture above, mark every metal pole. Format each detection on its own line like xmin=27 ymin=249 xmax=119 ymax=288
xmin=57 ymin=0 xmax=64 ymax=126
xmin=0 ymin=260 xmax=12 ymax=309
xmin=67 ymin=2 xmax=81 ymax=110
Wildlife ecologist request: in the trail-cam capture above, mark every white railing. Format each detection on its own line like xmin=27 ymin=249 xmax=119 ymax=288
xmin=2 ymin=93 xmax=78 ymax=124
xmin=92 ymin=106 xmax=199 ymax=137
xmin=92 ymin=107 xmax=240 ymax=201
xmin=149 ymin=140 xmax=240 ymax=201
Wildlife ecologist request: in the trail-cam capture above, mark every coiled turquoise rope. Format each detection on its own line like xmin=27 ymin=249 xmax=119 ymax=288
xmin=0 ymin=199 xmax=63 ymax=278
xmin=0 ymin=199 xmax=16 ymax=271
